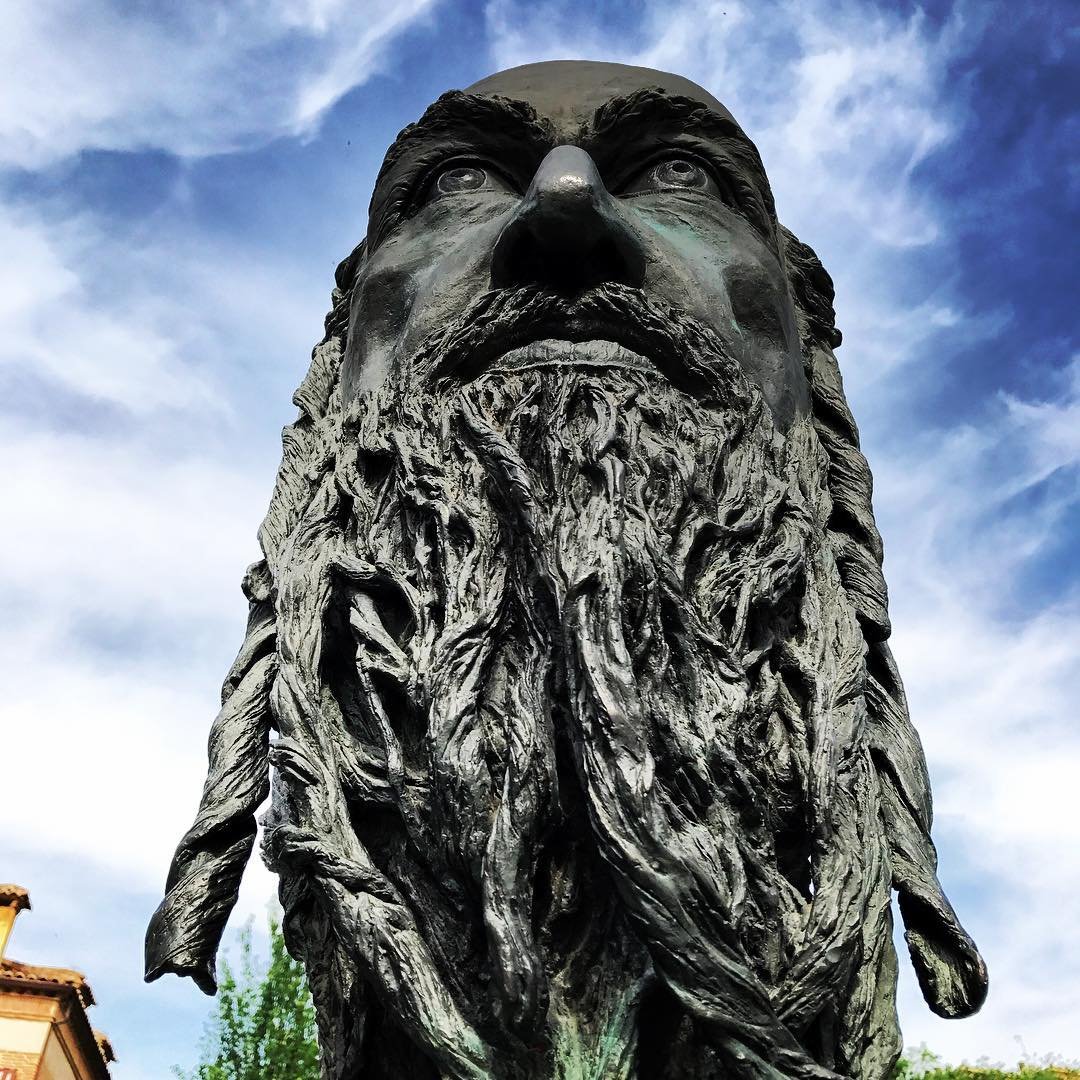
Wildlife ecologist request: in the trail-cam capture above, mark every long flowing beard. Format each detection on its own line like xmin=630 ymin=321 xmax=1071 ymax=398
xmin=268 ymin=289 xmax=897 ymax=1077
xmin=151 ymin=257 xmax=980 ymax=1078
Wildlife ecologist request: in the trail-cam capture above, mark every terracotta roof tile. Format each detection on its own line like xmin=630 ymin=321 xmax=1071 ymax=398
xmin=94 ymin=1030 xmax=116 ymax=1064
xmin=0 ymin=886 xmax=30 ymax=913
xmin=0 ymin=957 xmax=96 ymax=1008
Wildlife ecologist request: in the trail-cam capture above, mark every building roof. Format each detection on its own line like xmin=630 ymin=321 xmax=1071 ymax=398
xmin=0 ymin=886 xmax=30 ymax=913
xmin=0 ymin=957 xmax=96 ymax=1010
xmin=95 ymin=1032 xmax=116 ymax=1065
xmin=0 ymin=886 xmax=113 ymax=1075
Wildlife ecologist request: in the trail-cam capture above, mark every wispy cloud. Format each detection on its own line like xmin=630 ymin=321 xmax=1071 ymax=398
xmin=0 ymin=205 xmax=222 ymax=412
xmin=879 ymin=366 xmax=1080 ymax=1060
xmin=0 ymin=216 xmax=273 ymax=888
xmin=0 ymin=0 xmax=438 ymax=168
xmin=0 ymin=196 xmax=287 ymax=1075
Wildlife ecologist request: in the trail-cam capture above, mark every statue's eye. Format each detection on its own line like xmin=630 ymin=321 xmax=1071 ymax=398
xmin=416 ymin=162 xmax=517 ymax=211
xmin=621 ymin=155 xmax=732 ymax=204
xmin=434 ymin=165 xmax=488 ymax=195
xmin=409 ymin=161 xmax=516 ymax=218
xmin=653 ymin=158 xmax=710 ymax=189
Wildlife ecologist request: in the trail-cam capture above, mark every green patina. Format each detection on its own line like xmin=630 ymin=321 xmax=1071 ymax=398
xmin=549 ymin=983 xmax=639 ymax=1080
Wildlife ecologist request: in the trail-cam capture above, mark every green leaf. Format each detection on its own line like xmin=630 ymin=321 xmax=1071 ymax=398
xmin=175 ymin=912 xmax=320 ymax=1079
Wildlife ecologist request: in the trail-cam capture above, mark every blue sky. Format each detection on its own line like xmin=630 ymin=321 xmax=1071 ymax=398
xmin=2 ymin=1 xmax=1076 ymax=1076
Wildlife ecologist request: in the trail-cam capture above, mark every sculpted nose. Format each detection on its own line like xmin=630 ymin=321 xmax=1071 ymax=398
xmin=492 ymin=145 xmax=646 ymax=293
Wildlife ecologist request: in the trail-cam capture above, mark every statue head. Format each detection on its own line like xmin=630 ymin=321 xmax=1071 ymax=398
xmin=343 ymin=61 xmax=807 ymax=429
xmin=148 ymin=61 xmax=987 ymax=1080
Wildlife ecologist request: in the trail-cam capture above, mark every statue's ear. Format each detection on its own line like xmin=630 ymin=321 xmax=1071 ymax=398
xmin=335 ymin=239 xmax=366 ymax=295
xmin=780 ymin=225 xmax=842 ymax=351
xmin=328 ymin=239 xmax=365 ymax=341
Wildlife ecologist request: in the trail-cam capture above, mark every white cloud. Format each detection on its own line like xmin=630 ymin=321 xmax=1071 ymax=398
xmin=1 ymin=423 xmax=263 ymax=617
xmin=0 ymin=293 xmax=272 ymax=898
xmin=887 ymin=509 xmax=1080 ymax=1061
xmin=0 ymin=206 xmax=221 ymax=412
xmin=0 ymin=0 xmax=437 ymax=169
xmin=3 ymin=595 xmax=278 ymax=915
xmin=1001 ymin=358 xmax=1080 ymax=486
xmin=0 ymin=191 xmax=310 ymax=899
xmin=853 ymin=355 xmax=1080 ymax=1063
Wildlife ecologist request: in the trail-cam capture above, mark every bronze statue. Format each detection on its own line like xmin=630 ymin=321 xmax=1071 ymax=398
xmin=146 ymin=61 xmax=987 ymax=1079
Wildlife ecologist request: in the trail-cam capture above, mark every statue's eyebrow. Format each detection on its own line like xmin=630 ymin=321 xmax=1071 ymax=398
xmin=366 ymin=92 xmax=553 ymax=249
xmin=377 ymin=92 xmax=551 ymax=174
xmin=585 ymin=89 xmax=743 ymax=151
xmin=582 ymin=89 xmax=778 ymax=228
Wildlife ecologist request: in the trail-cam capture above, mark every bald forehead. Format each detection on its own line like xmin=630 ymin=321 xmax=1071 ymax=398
xmin=467 ymin=60 xmax=735 ymax=132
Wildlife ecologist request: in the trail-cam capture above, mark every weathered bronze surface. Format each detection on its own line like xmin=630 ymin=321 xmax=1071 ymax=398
xmin=146 ymin=60 xmax=988 ymax=1079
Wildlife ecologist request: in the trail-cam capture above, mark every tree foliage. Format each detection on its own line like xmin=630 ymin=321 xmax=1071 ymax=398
xmin=175 ymin=914 xmax=320 ymax=1080
xmin=894 ymin=1047 xmax=1080 ymax=1080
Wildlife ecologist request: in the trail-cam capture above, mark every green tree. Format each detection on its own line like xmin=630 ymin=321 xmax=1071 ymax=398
xmin=175 ymin=914 xmax=320 ymax=1080
xmin=893 ymin=1047 xmax=1080 ymax=1080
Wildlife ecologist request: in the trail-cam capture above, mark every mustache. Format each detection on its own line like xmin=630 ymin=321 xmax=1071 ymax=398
xmin=400 ymin=282 xmax=748 ymax=401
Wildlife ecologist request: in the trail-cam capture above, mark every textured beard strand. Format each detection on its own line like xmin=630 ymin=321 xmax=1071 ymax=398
xmin=323 ymin=331 xmax=895 ymax=1076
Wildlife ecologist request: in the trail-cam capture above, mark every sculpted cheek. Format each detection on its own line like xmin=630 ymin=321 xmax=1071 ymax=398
xmin=628 ymin=208 xmax=734 ymax=334
xmin=636 ymin=205 xmax=730 ymax=292
xmin=396 ymin=213 xmax=510 ymax=355
xmin=721 ymin=260 xmax=810 ymax=427
xmin=724 ymin=262 xmax=790 ymax=354
xmin=346 ymin=260 xmax=419 ymax=393
xmin=363 ymin=262 xmax=419 ymax=336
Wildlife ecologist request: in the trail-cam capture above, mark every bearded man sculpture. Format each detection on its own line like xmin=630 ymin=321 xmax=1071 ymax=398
xmin=146 ymin=61 xmax=987 ymax=1079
